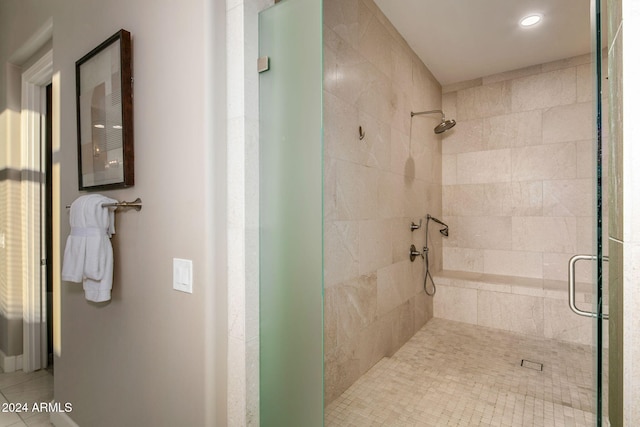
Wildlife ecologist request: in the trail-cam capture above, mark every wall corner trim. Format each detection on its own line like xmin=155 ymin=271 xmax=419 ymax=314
xmin=50 ymin=410 xmax=80 ymax=427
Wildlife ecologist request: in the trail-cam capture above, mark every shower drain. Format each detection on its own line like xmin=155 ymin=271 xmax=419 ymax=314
xmin=520 ymin=359 xmax=543 ymax=371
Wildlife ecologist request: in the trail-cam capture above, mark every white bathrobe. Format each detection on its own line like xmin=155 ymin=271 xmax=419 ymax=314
xmin=62 ymin=194 xmax=117 ymax=302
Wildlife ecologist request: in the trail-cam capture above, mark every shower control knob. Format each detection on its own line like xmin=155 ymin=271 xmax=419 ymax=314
xmin=410 ymin=244 xmax=423 ymax=262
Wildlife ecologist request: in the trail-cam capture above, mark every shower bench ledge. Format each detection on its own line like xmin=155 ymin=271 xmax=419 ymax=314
xmin=431 ymin=270 xmax=608 ymax=347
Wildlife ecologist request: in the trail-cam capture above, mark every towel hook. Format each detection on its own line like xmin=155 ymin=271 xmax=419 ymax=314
xmin=359 ymin=126 xmax=365 ymax=140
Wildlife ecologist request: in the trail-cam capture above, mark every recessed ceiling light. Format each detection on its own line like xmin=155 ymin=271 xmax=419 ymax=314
xmin=520 ymin=14 xmax=542 ymax=27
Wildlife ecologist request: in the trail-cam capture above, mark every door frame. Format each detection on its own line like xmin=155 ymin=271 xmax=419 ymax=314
xmin=21 ymin=49 xmax=52 ymax=372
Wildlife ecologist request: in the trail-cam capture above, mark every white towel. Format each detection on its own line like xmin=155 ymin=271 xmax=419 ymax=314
xmin=62 ymin=194 xmax=117 ymax=302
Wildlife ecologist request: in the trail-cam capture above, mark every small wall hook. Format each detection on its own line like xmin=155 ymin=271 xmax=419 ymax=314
xmin=359 ymin=126 xmax=365 ymax=140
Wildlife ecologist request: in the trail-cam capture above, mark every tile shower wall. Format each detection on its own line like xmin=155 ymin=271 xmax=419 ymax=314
xmin=441 ymin=54 xmax=607 ymax=284
xmin=607 ymin=0 xmax=640 ymax=422
xmin=323 ymin=0 xmax=443 ymax=404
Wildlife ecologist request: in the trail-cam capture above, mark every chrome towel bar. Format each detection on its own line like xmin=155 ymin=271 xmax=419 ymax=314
xmin=66 ymin=197 xmax=142 ymax=211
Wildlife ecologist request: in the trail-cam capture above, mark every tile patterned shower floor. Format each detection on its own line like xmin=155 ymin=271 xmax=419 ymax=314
xmin=326 ymin=318 xmax=604 ymax=427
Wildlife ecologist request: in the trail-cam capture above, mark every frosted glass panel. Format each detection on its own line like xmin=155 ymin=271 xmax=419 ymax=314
xmin=259 ymin=0 xmax=323 ymax=425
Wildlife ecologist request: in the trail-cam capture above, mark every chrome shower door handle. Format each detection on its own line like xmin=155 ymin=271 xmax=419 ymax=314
xmin=568 ymin=254 xmax=609 ymax=319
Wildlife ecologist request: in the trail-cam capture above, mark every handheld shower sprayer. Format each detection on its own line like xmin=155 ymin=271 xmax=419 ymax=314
xmin=419 ymin=214 xmax=450 ymax=296
xmin=426 ymin=214 xmax=449 ymax=237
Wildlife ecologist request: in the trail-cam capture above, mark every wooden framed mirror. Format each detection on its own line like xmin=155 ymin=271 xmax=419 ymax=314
xmin=76 ymin=29 xmax=133 ymax=190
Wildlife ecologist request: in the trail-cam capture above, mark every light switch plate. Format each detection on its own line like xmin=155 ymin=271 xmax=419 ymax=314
xmin=173 ymin=258 xmax=193 ymax=294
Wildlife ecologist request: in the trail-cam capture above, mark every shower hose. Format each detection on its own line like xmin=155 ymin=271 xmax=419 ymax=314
xmin=423 ymin=219 xmax=436 ymax=296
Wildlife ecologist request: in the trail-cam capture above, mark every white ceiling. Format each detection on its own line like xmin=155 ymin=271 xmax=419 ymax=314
xmin=373 ymin=0 xmax=601 ymax=86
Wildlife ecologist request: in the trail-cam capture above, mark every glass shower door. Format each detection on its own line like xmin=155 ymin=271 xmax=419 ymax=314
xmin=259 ymin=0 xmax=324 ymax=426
xmin=568 ymin=1 xmax=607 ymax=424
xmin=591 ymin=0 xmax=607 ymax=424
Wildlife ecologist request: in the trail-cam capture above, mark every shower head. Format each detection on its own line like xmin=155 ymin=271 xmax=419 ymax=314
xmin=410 ymin=109 xmax=457 ymax=134
xmin=426 ymin=214 xmax=449 ymax=237
xmin=434 ymin=118 xmax=456 ymax=134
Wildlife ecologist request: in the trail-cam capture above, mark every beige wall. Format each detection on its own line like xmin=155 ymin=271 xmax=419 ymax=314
xmin=441 ymin=54 xmax=606 ymax=284
xmin=323 ymin=0 xmax=443 ymax=404
xmin=0 ymin=0 xmax=227 ymax=425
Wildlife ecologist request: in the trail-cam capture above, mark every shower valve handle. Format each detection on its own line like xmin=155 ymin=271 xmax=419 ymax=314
xmin=410 ymin=244 xmax=424 ymax=262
